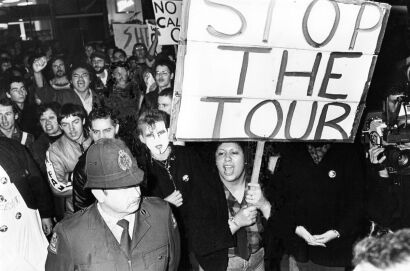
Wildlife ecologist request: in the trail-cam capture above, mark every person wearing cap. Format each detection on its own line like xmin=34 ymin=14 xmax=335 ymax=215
xmin=45 ymin=138 xmax=181 ymax=271
xmin=72 ymin=106 xmax=120 ymax=211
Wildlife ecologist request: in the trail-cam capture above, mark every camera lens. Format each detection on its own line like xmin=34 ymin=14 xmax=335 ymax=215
xmin=398 ymin=150 xmax=410 ymax=168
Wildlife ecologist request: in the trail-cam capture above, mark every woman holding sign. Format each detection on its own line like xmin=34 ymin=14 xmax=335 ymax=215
xmin=186 ymin=142 xmax=271 ymax=271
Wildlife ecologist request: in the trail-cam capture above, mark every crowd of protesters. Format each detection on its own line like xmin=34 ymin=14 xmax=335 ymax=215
xmin=1 ymin=32 xmax=410 ymax=271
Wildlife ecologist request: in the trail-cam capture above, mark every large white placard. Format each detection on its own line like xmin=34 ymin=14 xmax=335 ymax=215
xmin=172 ymin=0 xmax=390 ymax=142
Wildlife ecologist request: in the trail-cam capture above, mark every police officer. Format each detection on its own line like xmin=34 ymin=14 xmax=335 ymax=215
xmin=0 ymin=137 xmax=54 ymax=271
xmin=45 ymin=138 xmax=180 ymax=271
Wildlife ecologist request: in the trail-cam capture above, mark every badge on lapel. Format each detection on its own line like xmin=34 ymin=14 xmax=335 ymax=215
xmin=328 ymin=170 xmax=336 ymax=179
xmin=182 ymin=175 xmax=189 ymax=182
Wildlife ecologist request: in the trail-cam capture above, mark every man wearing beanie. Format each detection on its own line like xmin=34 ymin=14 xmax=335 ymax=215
xmin=45 ymin=138 xmax=180 ymax=271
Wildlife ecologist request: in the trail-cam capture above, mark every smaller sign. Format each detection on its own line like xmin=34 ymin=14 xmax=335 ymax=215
xmin=152 ymin=0 xmax=182 ymax=44
xmin=113 ymin=24 xmax=151 ymax=56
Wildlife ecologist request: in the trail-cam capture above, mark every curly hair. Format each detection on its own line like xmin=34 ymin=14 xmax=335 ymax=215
xmin=353 ymin=229 xmax=410 ymax=269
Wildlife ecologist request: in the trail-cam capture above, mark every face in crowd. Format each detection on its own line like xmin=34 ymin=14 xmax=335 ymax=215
xmin=71 ymin=67 xmax=91 ymax=93
xmin=215 ymin=142 xmax=246 ymax=184
xmin=40 ymin=109 xmax=61 ymax=137
xmin=0 ymin=59 xmax=11 ymax=73
xmin=7 ymin=82 xmax=27 ymax=105
xmin=91 ymin=57 xmax=106 ymax=74
xmin=155 ymin=65 xmax=174 ymax=90
xmin=112 ymin=66 xmax=129 ymax=87
xmin=133 ymin=44 xmax=146 ymax=60
xmin=52 ymin=59 xmax=66 ymax=78
xmin=158 ymin=95 xmax=172 ymax=115
xmin=60 ymin=115 xmax=85 ymax=143
xmin=94 ymin=186 xmax=142 ymax=218
xmin=139 ymin=120 xmax=169 ymax=157
xmin=0 ymin=105 xmax=16 ymax=132
xmin=85 ymin=45 xmax=95 ymax=58
xmin=89 ymin=117 xmax=119 ymax=142
xmin=112 ymin=51 xmax=126 ymax=63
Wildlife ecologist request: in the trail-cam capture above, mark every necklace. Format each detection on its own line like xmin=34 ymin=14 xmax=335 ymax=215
xmin=152 ymin=156 xmax=177 ymax=191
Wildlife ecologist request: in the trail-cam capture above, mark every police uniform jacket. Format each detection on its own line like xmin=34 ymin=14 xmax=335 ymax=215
xmin=0 ymin=137 xmax=53 ymax=218
xmin=45 ymin=197 xmax=180 ymax=271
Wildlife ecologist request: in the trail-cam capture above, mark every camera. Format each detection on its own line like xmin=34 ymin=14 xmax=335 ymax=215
xmin=363 ymin=96 xmax=410 ymax=175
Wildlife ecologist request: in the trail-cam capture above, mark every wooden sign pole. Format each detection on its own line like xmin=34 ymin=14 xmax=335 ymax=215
xmin=250 ymin=141 xmax=265 ymax=184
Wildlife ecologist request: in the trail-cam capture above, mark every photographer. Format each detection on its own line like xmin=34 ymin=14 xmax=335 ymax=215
xmin=366 ymin=76 xmax=410 ymax=234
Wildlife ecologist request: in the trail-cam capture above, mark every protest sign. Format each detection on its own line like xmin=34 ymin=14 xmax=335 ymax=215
xmin=152 ymin=0 xmax=182 ymax=44
xmin=113 ymin=23 xmax=151 ymax=56
xmin=171 ymin=0 xmax=390 ymax=142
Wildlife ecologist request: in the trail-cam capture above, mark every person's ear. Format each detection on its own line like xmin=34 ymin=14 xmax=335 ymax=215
xmin=114 ymin=124 xmax=119 ymax=135
xmin=14 ymin=113 xmax=18 ymax=120
xmin=91 ymin=189 xmax=105 ymax=203
xmin=6 ymin=92 xmax=11 ymax=99
xmin=171 ymin=73 xmax=174 ymax=80
xmin=82 ymin=119 xmax=85 ymax=125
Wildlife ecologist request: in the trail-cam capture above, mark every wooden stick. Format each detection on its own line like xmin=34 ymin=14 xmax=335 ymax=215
xmin=250 ymin=141 xmax=265 ymax=184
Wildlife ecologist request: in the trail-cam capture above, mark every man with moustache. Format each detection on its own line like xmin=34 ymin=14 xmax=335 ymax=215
xmin=33 ymin=58 xmax=103 ymax=114
xmin=33 ymin=56 xmax=71 ymax=91
xmin=46 ymin=103 xmax=92 ymax=218
xmin=49 ymin=57 xmax=71 ymax=90
xmin=90 ymin=51 xmax=110 ymax=97
xmin=72 ymin=106 xmax=120 ymax=211
xmin=45 ymin=138 xmax=180 ymax=271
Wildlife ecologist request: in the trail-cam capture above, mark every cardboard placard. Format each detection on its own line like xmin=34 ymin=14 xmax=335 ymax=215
xmin=113 ymin=23 xmax=151 ymax=56
xmin=171 ymin=0 xmax=390 ymax=142
xmin=152 ymin=0 xmax=182 ymax=45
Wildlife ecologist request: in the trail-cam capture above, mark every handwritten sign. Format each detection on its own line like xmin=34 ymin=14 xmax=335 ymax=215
xmin=152 ymin=0 xmax=182 ymax=44
xmin=113 ymin=24 xmax=151 ymax=56
xmin=171 ymin=0 xmax=390 ymax=142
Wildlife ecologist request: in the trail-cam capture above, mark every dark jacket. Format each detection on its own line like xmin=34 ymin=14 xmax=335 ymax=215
xmin=36 ymin=84 xmax=103 ymax=111
xmin=45 ymin=197 xmax=180 ymax=271
xmin=184 ymin=167 xmax=235 ymax=271
xmin=268 ymin=143 xmax=365 ymax=267
xmin=31 ymin=133 xmax=63 ymax=177
xmin=145 ymin=146 xmax=199 ymax=225
xmin=72 ymin=150 xmax=95 ymax=212
xmin=366 ymin=163 xmax=410 ymax=230
xmin=140 ymin=87 xmax=159 ymax=113
xmin=16 ymin=101 xmax=42 ymax=138
xmin=0 ymin=137 xmax=54 ymax=218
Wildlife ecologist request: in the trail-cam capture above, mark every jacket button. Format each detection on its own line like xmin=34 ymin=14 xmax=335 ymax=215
xmin=15 ymin=212 xmax=22 ymax=219
xmin=0 ymin=177 xmax=7 ymax=184
xmin=158 ymin=255 xmax=163 ymax=260
xmin=0 ymin=195 xmax=5 ymax=202
xmin=0 ymin=225 xmax=8 ymax=232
